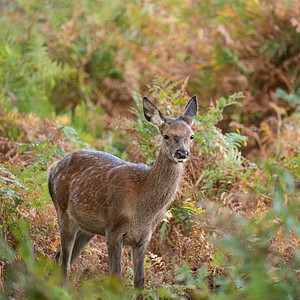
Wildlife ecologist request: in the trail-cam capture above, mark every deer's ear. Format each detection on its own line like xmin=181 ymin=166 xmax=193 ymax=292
xmin=143 ymin=97 xmax=166 ymax=128
xmin=179 ymin=95 xmax=198 ymax=126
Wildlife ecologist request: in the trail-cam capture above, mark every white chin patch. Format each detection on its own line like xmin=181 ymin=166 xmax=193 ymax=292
xmin=174 ymin=157 xmax=187 ymax=163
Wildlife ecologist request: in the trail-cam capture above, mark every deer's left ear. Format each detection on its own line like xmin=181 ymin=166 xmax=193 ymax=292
xmin=143 ymin=96 xmax=166 ymax=128
xmin=179 ymin=95 xmax=198 ymax=126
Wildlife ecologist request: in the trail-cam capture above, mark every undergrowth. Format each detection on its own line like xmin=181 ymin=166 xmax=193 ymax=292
xmin=1 ymin=77 xmax=300 ymax=299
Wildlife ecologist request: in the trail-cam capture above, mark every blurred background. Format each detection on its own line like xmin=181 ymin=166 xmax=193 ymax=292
xmin=1 ymin=0 xmax=299 ymax=158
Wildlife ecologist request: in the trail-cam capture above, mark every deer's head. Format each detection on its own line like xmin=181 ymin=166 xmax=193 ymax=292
xmin=143 ymin=95 xmax=198 ymax=163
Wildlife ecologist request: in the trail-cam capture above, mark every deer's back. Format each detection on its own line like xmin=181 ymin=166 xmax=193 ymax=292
xmin=48 ymin=150 xmax=151 ymax=236
xmin=48 ymin=150 xmax=126 ymax=227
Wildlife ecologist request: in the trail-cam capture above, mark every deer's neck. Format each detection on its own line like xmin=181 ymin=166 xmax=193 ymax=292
xmin=141 ymin=148 xmax=184 ymax=215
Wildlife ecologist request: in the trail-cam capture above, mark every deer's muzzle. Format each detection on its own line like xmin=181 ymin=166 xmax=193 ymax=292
xmin=175 ymin=149 xmax=189 ymax=160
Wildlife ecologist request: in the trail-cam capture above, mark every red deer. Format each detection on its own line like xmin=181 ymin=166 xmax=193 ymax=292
xmin=48 ymin=95 xmax=197 ymax=296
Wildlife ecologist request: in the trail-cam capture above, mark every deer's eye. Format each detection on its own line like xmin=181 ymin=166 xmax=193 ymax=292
xmin=190 ymin=135 xmax=194 ymax=140
xmin=163 ymin=135 xmax=169 ymax=140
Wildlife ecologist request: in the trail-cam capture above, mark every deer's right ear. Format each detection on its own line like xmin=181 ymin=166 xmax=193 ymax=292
xmin=179 ymin=95 xmax=198 ymax=126
xmin=143 ymin=97 xmax=166 ymax=128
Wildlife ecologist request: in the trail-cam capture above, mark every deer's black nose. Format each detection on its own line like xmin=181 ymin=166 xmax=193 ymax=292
xmin=175 ymin=150 xmax=189 ymax=160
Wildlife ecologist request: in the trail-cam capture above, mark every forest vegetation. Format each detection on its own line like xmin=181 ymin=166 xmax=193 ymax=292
xmin=1 ymin=0 xmax=300 ymax=299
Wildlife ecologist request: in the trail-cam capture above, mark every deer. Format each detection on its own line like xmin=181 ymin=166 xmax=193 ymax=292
xmin=48 ymin=95 xmax=198 ymax=297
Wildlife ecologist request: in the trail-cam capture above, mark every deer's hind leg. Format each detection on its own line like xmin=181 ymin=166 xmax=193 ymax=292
xmin=70 ymin=229 xmax=94 ymax=266
xmin=56 ymin=212 xmax=79 ymax=278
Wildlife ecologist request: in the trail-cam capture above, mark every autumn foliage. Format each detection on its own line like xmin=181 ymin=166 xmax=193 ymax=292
xmin=1 ymin=0 xmax=300 ymax=299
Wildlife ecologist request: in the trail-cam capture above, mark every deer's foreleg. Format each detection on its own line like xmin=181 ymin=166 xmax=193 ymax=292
xmin=106 ymin=229 xmax=123 ymax=276
xmin=132 ymin=241 xmax=148 ymax=297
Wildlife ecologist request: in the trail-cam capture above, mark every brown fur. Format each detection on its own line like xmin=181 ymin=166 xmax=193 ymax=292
xmin=48 ymin=95 xmax=198 ymax=297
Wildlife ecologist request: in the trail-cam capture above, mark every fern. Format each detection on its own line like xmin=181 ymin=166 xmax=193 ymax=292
xmin=194 ymin=93 xmax=247 ymax=194
xmin=276 ymin=88 xmax=300 ymax=110
xmin=0 ymin=8 xmax=73 ymax=117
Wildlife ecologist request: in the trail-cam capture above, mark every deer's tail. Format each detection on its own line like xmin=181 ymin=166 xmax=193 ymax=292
xmin=47 ymin=161 xmax=59 ymax=201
